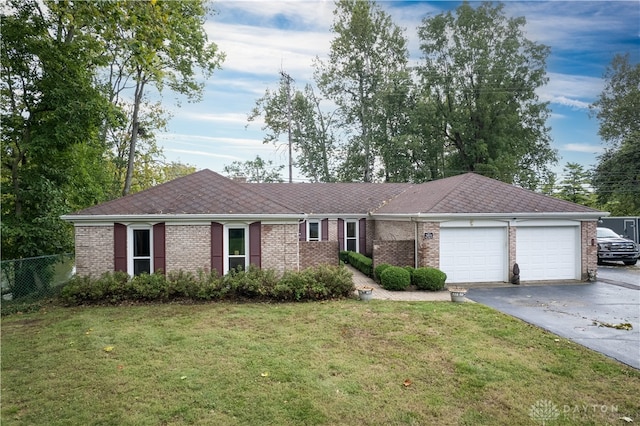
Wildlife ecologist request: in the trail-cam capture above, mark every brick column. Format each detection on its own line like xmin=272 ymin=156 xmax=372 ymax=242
xmin=417 ymin=222 xmax=440 ymax=268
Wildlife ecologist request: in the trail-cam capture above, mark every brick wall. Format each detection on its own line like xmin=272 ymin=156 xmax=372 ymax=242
xmin=75 ymin=225 xmax=113 ymax=276
xmin=374 ymin=220 xmax=414 ymax=240
xmin=262 ymin=223 xmax=299 ymax=273
xmin=417 ymin=222 xmax=440 ymax=268
xmin=581 ymin=221 xmax=598 ymax=279
xmin=165 ymin=224 xmax=211 ymax=273
xmin=327 ymin=219 xmax=338 ymax=241
xmin=508 ymin=225 xmax=517 ymax=279
xmin=300 ymin=241 xmax=340 ymax=268
xmin=372 ymin=240 xmax=414 ymax=269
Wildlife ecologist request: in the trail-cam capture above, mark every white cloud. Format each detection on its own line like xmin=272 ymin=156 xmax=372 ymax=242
xmin=539 ymin=72 xmax=603 ymax=110
xmin=562 ymin=143 xmax=604 ymax=154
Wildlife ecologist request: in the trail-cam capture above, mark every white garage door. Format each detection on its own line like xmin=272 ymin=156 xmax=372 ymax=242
xmin=440 ymin=227 xmax=507 ymax=283
xmin=516 ymin=227 xmax=579 ymax=281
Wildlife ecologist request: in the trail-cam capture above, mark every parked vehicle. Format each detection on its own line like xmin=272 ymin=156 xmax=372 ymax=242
xmin=596 ymin=227 xmax=640 ymax=266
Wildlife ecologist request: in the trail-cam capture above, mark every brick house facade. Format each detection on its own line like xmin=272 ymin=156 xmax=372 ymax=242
xmin=63 ymin=170 xmax=604 ymax=283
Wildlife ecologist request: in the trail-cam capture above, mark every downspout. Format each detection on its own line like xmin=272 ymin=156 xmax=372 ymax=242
xmin=297 ymin=216 xmax=307 ymax=272
xmin=414 ymin=219 xmax=419 ymax=269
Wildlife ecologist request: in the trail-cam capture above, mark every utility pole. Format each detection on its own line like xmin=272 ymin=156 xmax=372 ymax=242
xmin=280 ymin=70 xmax=294 ymax=183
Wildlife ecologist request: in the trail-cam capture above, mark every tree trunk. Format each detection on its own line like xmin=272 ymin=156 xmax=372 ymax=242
xmin=122 ymin=73 xmax=146 ymax=196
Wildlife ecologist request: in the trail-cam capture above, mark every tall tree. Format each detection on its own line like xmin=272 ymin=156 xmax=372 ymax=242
xmin=94 ymin=0 xmax=224 ymax=195
xmin=1 ymin=0 xmax=115 ymax=259
xmin=417 ymin=2 xmax=557 ymax=188
xmin=315 ymin=0 xmax=409 ymax=182
xmin=590 ymin=54 xmax=640 ymax=215
xmin=248 ymin=76 xmax=338 ymax=183
xmin=557 ymin=163 xmax=594 ymax=206
xmin=223 ymin=156 xmax=284 ymax=183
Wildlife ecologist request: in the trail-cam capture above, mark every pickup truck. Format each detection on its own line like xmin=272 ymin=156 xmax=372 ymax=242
xmin=597 ymin=227 xmax=640 ymax=265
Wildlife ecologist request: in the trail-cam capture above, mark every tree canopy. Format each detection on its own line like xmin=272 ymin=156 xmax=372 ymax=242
xmin=247 ymin=1 xmax=558 ymax=187
xmin=1 ymin=0 xmax=222 ymax=259
xmin=590 ymin=54 xmax=640 ymax=215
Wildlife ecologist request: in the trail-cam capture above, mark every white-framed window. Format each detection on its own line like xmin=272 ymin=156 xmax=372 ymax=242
xmin=128 ymin=225 xmax=153 ymax=275
xmin=224 ymin=224 xmax=249 ymax=273
xmin=345 ymin=220 xmax=358 ymax=252
xmin=307 ymin=220 xmax=320 ymax=241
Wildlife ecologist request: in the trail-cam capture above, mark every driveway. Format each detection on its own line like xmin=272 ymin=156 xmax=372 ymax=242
xmin=466 ymin=281 xmax=640 ymax=369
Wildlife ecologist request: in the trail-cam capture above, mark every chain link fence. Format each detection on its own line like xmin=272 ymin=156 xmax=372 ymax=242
xmin=1 ymin=254 xmax=74 ymax=313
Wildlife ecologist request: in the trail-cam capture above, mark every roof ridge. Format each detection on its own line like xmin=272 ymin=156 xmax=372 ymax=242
xmin=370 ymin=183 xmax=415 ymax=213
xmin=428 ymin=173 xmax=473 ymax=212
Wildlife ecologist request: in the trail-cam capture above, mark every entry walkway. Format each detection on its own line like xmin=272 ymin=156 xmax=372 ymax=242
xmin=348 ymin=265 xmax=452 ymax=301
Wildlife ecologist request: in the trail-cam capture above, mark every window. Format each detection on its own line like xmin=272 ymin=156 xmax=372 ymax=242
xmin=346 ymin=220 xmax=358 ymax=252
xmin=308 ymin=221 xmax=320 ymax=241
xmin=128 ymin=226 xmax=153 ymax=275
xmin=226 ymin=226 xmax=248 ymax=272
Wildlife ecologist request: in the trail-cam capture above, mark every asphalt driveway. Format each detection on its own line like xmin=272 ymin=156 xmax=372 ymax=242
xmin=466 ymin=281 xmax=640 ymax=369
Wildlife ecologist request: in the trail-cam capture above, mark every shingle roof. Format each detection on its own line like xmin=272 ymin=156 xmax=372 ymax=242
xmin=373 ymin=173 xmax=600 ymax=214
xmin=67 ymin=169 xmax=602 ymax=217
xmin=247 ymin=182 xmax=411 ymax=214
xmin=70 ymin=169 xmax=298 ymax=215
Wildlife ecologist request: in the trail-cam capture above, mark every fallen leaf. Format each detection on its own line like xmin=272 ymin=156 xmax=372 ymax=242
xmin=103 ymin=346 xmax=114 ymax=352
xmin=403 ymin=379 xmax=412 ymax=387
xmin=117 ymin=365 xmax=124 ymax=370
xmin=261 ymin=372 xmax=269 ymax=377
xmin=180 ymin=376 xmax=187 ymax=380
xmin=554 ymin=339 xmax=560 ymax=342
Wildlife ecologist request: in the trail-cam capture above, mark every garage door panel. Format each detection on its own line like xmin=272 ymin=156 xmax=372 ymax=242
xmin=516 ymin=227 xmax=578 ymax=281
xmin=440 ymin=228 xmax=507 ymax=283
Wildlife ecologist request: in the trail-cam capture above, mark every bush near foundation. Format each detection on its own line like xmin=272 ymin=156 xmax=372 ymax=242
xmin=379 ymin=266 xmax=411 ymax=291
xmin=344 ymin=251 xmax=373 ymax=276
xmin=60 ymin=265 xmax=354 ymax=305
xmin=413 ymin=267 xmax=447 ymax=291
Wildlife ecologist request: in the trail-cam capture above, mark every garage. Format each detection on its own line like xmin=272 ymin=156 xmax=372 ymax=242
xmin=440 ymin=226 xmax=508 ymax=283
xmin=516 ymin=225 xmax=579 ymax=281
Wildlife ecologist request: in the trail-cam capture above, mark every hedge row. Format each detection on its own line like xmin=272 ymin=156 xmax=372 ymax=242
xmin=341 ymin=251 xmax=373 ymax=276
xmin=60 ymin=265 xmax=355 ymax=305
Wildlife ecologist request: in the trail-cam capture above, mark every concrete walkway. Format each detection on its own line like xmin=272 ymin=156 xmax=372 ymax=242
xmin=348 ymin=266 xmax=452 ymax=301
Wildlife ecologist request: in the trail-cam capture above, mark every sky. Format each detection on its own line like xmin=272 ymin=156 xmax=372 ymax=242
xmin=156 ymin=1 xmax=640 ymax=182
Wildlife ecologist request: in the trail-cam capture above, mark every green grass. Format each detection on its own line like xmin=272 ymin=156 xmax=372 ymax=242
xmin=2 ymin=300 xmax=639 ymax=425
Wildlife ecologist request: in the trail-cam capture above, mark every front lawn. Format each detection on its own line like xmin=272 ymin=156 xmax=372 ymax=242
xmin=2 ymin=301 xmax=638 ymax=425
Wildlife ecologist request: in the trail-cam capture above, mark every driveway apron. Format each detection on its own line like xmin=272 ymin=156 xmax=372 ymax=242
xmin=466 ymin=282 xmax=640 ymax=369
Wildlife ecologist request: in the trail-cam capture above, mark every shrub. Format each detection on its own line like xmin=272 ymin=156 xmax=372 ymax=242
xmin=346 ymin=251 xmax=373 ymax=276
xmin=380 ymin=266 xmax=411 ymax=291
xmin=59 ymin=264 xmax=356 ymax=305
xmin=413 ymin=267 xmax=447 ymax=291
xmin=404 ymin=266 xmax=415 ymax=283
xmin=374 ymin=263 xmax=392 ymax=282
xmin=306 ymin=264 xmax=354 ymax=298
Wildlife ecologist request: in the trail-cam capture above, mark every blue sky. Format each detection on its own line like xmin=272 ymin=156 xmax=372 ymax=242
xmin=156 ymin=1 xmax=639 ymax=182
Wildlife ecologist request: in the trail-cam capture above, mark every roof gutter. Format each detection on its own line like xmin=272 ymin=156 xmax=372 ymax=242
xmin=372 ymin=211 xmax=608 ymax=221
xmin=61 ymin=213 xmax=307 ymax=224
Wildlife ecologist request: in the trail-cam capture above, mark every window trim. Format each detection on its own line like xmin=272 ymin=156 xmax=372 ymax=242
xmin=127 ymin=225 xmax=153 ymax=276
xmin=223 ymin=224 xmax=249 ymax=273
xmin=345 ymin=219 xmax=359 ymax=253
xmin=307 ymin=220 xmax=321 ymax=241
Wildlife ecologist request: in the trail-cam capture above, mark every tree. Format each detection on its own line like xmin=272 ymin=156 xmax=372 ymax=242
xmin=556 ymin=163 xmax=594 ymax=206
xmin=315 ymin=0 xmax=409 ymax=182
xmin=223 ymin=156 xmax=285 ymax=183
xmin=590 ymin=54 xmax=640 ymax=215
xmin=1 ymin=0 xmax=115 ymax=259
xmin=93 ymin=0 xmax=224 ymax=195
xmin=417 ymin=2 xmax=557 ymax=188
xmin=248 ymin=76 xmax=338 ymax=182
